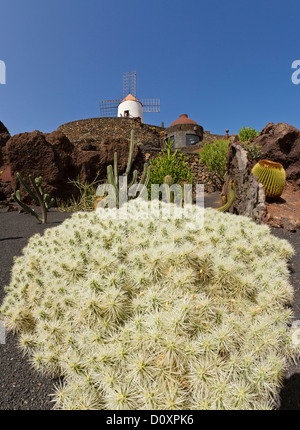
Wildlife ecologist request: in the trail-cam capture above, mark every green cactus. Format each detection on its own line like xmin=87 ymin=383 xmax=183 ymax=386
xmin=12 ymin=172 xmax=55 ymax=223
xmin=163 ymin=175 xmax=173 ymax=187
xmin=252 ymin=160 xmax=286 ymax=201
xmin=163 ymin=174 xmax=174 ymax=203
xmin=218 ymin=180 xmax=236 ymax=212
xmin=103 ymin=130 xmax=151 ymax=208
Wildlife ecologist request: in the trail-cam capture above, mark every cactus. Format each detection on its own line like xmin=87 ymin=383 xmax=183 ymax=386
xmin=218 ymin=180 xmax=236 ymax=212
xmin=163 ymin=174 xmax=174 ymax=203
xmin=252 ymin=160 xmax=286 ymax=201
xmin=103 ymin=130 xmax=151 ymax=208
xmin=0 ymin=199 xmax=298 ymax=410
xmin=163 ymin=175 xmax=173 ymax=187
xmin=12 ymin=172 xmax=55 ymax=223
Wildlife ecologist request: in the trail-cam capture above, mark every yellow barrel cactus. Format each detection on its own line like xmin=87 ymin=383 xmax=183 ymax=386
xmin=252 ymin=160 xmax=286 ymax=200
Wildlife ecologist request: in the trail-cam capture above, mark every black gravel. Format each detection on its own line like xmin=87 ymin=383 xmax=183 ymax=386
xmin=0 ymin=204 xmax=300 ymax=410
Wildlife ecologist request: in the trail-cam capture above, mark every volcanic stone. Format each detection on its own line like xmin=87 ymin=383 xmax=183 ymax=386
xmin=6 ymin=130 xmax=77 ymax=203
xmin=250 ymin=122 xmax=300 ymax=186
xmin=6 ymin=130 xmax=140 ymax=205
xmin=0 ymin=121 xmax=11 ymax=167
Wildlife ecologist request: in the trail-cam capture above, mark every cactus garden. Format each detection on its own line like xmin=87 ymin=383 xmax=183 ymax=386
xmin=3 ymin=0 xmax=300 ymax=412
xmin=1 ymin=198 xmax=299 ymax=410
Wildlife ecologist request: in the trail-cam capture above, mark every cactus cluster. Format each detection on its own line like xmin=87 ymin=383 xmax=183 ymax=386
xmin=12 ymin=172 xmax=55 ymax=223
xmin=104 ymin=130 xmax=151 ymax=207
xmin=0 ymin=199 xmax=298 ymax=410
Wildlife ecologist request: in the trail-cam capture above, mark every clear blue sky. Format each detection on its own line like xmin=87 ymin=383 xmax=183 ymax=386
xmin=0 ymin=0 xmax=300 ymax=136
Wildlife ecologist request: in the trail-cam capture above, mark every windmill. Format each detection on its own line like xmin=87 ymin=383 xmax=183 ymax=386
xmin=99 ymin=71 xmax=160 ymax=122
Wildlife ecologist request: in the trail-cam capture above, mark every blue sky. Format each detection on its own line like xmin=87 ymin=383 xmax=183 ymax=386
xmin=0 ymin=0 xmax=300 ymax=136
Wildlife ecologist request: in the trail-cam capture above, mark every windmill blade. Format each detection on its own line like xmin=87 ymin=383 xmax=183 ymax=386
xmin=99 ymin=99 xmax=122 ymax=117
xmin=123 ymin=71 xmax=136 ymax=98
xmin=141 ymin=99 xmax=160 ymax=113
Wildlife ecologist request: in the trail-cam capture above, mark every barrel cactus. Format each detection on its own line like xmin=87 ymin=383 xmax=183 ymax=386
xmin=0 ymin=199 xmax=298 ymax=410
xmin=252 ymin=160 xmax=286 ymax=201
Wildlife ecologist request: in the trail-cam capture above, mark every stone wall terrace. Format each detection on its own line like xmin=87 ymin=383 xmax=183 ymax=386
xmin=58 ymin=117 xmax=165 ymax=148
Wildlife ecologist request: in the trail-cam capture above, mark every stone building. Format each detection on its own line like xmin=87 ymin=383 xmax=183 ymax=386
xmin=164 ymin=114 xmax=204 ymax=149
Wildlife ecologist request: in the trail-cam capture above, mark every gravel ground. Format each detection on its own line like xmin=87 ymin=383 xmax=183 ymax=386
xmin=0 ymin=202 xmax=300 ymax=410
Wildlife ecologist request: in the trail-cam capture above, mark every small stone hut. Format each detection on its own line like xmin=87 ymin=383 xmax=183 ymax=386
xmin=164 ymin=114 xmax=204 ymax=148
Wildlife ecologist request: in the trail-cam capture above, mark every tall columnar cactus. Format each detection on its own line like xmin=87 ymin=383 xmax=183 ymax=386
xmin=163 ymin=174 xmax=174 ymax=203
xmin=0 ymin=199 xmax=298 ymax=410
xmin=104 ymin=130 xmax=151 ymax=208
xmin=252 ymin=160 xmax=286 ymax=201
xmin=12 ymin=172 xmax=55 ymax=223
xmin=163 ymin=175 xmax=173 ymax=187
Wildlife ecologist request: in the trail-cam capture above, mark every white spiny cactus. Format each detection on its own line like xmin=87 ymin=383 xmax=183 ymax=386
xmin=0 ymin=199 xmax=299 ymax=410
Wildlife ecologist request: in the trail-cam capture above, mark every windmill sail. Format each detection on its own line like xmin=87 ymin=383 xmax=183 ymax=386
xmin=99 ymin=71 xmax=160 ymax=117
xmin=141 ymin=99 xmax=160 ymax=113
xmin=99 ymin=99 xmax=122 ymax=117
xmin=123 ymin=71 xmax=136 ymax=98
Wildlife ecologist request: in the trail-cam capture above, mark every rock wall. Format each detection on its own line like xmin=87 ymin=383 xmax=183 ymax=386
xmin=202 ymin=130 xmax=227 ymax=143
xmin=57 ymin=117 xmax=165 ymax=149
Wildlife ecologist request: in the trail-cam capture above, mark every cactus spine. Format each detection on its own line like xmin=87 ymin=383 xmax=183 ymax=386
xmin=12 ymin=172 xmax=55 ymax=223
xmin=252 ymin=160 xmax=286 ymax=201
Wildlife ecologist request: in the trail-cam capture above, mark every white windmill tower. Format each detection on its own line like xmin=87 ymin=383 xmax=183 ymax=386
xmin=99 ymin=71 xmax=160 ymax=122
xmin=118 ymin=93 xmax=144 ymax=121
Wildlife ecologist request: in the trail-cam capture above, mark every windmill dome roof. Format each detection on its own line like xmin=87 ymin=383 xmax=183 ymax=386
xmin=121 ymin=93 xmax=142 ymax=104
xmin=169 ymin=114 xmax=198 ymax=127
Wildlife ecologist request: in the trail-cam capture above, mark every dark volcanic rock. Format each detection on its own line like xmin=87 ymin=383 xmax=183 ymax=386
xmin=45 ymin=130 xmax=78 ymax=185
xmin=0 ymin=121 xmax=11 ymax=166
xmin=0 ymin=121 xmax=9 ymax=134
xmin=6 ymin=130 xmax=78 ymax=203
xmin=0 ymin=182 xmax=13 ymax=200
xmin=74 ymin=136 xmax=140 ymax=184
xmin=6 ymin=130 xmax=140 ymax=204
xmin=99 ymin=136 xmax=139 ymax=174
xmin=251 ymin=122 xmax=300 ymax=186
